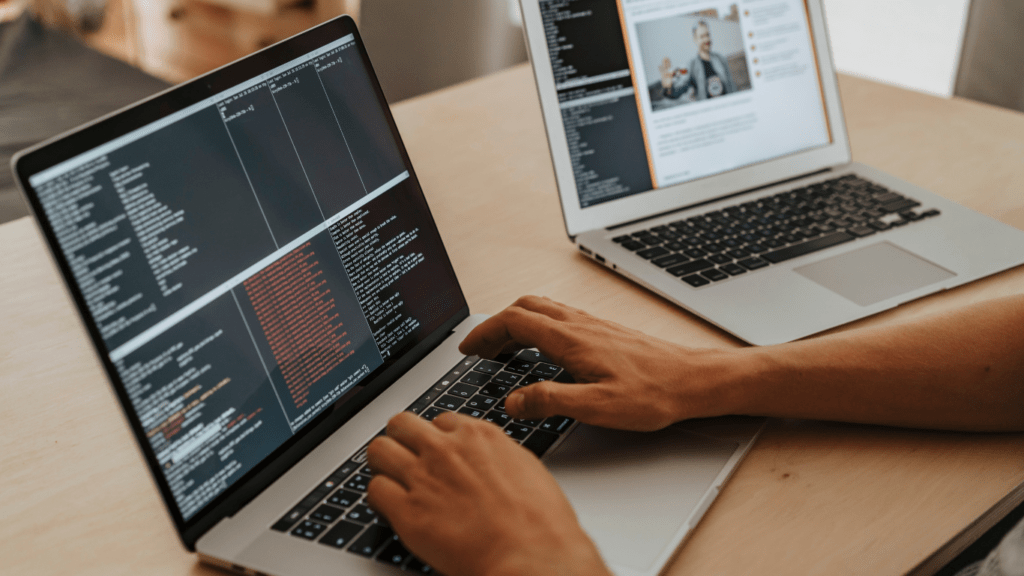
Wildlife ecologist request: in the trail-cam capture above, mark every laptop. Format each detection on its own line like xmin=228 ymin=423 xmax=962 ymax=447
xmin=519 ymin=0 xmax=1024 ymax=346
xmin=12 ymin=16 xmax=763 ymax=576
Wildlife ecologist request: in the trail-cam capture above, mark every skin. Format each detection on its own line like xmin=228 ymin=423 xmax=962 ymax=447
xmin=368 ymin=294 xmax=1024 ymax=574
xmin=659 ymin=23 xmax=712 ymax=92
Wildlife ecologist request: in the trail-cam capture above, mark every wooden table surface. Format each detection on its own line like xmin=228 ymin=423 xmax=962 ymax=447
xmin=2 ymin=64 xmax=1023 ymax=576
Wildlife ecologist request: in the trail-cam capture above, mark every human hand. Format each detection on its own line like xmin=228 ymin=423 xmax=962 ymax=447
xmin=459 ymin=296 xmax=742 ymax=431
xmin=659 ymin=57 xmax=674 ymax=89
xmin=366 ymin=411 xmax=611 ymax=576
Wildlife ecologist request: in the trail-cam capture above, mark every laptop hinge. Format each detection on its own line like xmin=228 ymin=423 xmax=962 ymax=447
xmin=607 ymin=168 xmax=834 ymax=231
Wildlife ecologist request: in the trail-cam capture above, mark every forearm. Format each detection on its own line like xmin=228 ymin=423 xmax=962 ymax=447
xmin=720 ymin=295 xmax=1024 ymax=431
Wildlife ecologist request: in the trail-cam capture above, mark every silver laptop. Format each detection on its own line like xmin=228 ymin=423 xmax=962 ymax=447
xmin=520 ymin=0 xmax=1024 ymax=345
xmin=12 ymin=16 xmax=762 ymax=576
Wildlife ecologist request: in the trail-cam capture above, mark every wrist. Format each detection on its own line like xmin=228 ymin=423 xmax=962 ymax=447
xmin=673 ymin=345 xmax=776 ymax=420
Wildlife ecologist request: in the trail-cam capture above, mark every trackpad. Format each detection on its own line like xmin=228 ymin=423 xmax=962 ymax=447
xmin=544 ymin=424 xmax=737 ymax=572
xmin=795 ymin=241 xmax=955 ymax=306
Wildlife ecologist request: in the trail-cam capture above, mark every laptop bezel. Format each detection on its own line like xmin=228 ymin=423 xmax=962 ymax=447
xmin=11 ymin=15 xmax=470 ymax=550
xmin=519 ymin=0 xmax=852 ymax=238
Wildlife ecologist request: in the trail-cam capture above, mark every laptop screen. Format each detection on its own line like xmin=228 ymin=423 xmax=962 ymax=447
xmin=20 ymin=27 xmax=464 ymax=524
xmin=538 ymin=0 xmax=832 ymax=208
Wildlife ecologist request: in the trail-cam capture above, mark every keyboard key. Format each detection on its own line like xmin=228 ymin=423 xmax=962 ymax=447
xmin=873 ymin=191 xmax=903 ymax=204
xmin=348 ymin=524 xmax=394 ymax=557
xmin=683 ymin=248 xmax=708 ymax=258
xmin=531 ymin=363 xmax=560 ymax=379
xmin=448 ymin=383 xmax=478 ymax=398
xmin=503 ymin=360 xmax=535 ymax=374
xmin=480 ymin=382 xmax=512 ymax=398
xmin=681 ymin=274 xmax=711 ymax=287
xmin=513 ymin=418 xmax=543 ymax=427
xmin=292 ymin=520 xmax=327 ymax=540
xmin=319 ymin=521 xmax=364 ymax=549
xmin=737 ymin=257 xmax=770 ymax=271
xmin=491 ymin=371 xmax=523 ymax=386
xmin=405 ymin=557 xmax=435 ymax=573
xmin=701 ymin=268 xmax=729 ymax=282
xmin=434 ymin=395 xmax=466 ymax=411
xmin=539 ymin=416 xmax=575 ymax=434
xmin=520 ymin=374 xmax=545 ymax=386
xmin=612 ymin=235 xmax=632 ymax=243
xmin=459 ymin=372 xmax=490 ymax=386
xmin=377 ymin=538 xmax=413 ymax=566
xmin=484 ymin=411 xmax=512 ymax=427
xmin=522 ymin=430 xmax=560 ymax=458
xmin=473 ymin=360 xmax=504 ymax=375
xmin=762 ymin=231 xmax=855 ymax=264
xmin=310 ymin=504 xmax=345 ymax=523
xmin=848 ymin=225 xmax=875 ymax=238
xmin=553 ymin=370 xmax=575 ymax=383
xmin=621 ymin=240 xmax=646 ymax=251
xmin=708 ymin=253 xmax=731 ymax=265
xmin=330 ymin=461 xmax=360 ymax=483
xmin=667 ymin=259 xmax=714 ymax=276
xmin=345 ymin=475 xmax=371 ymax=492
xmin=327 ymin=489 xmax=361 ymax=508
xmin=465 ymin=394 xmax=498 ymax=411
xmin=421 ymin=407 xmax=448 ymax=422
xmin=272 ymin=505 xmax=311 ymax=532
xmin=458 ymin=407 xmax=486 ymax=418
xmin=346 ymin=503 xmax=379 ymax=524
xmin=684 ymin=272 xmax=708 ymax=286
xmin=881 ymin=198 xmax=921 ymax=213
xmin=651 ymin=253 xmax=689 ymax=268
xmin=720 ymin=263 xmax=747 ymax=276
xmin=504 ymin=424 xmax=533 ymax=441
xmin=516 ymin=350 xmax=552 ymax=364
xmin=867 ymin=220 xmax=890 ymax=231
xmin=637 ymin=246 xmax=670 ymax=259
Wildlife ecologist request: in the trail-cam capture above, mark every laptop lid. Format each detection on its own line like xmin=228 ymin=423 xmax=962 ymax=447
xmin=520 ymin=0 xmax=852 ymax=237
xmin=12 ymin=16 xmax=468 ymax=550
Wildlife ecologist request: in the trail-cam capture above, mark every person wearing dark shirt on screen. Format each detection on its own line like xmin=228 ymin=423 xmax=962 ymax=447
xmin=365 ymin=295 xmax=1024 ymax=576
xmin=659 ymin=20 xmax=738 ymax=102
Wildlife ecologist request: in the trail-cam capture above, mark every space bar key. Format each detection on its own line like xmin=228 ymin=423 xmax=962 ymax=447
xmin=762 ymin=232 xmax=856 ymax=264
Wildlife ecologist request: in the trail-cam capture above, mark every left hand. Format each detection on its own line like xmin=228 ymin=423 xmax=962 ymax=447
xmin=365 ymin=411 xmax=611 ymax=576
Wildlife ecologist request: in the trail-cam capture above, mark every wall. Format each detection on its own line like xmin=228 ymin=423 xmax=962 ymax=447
xmin=821 ymin=0 xmax=972 ymax=97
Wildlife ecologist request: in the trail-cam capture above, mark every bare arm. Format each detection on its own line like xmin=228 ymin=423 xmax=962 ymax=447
xmin=460 ymin=295 xmax=1024 ymax=432
xmin=743 ymin=295 xmax=1024 ymax=431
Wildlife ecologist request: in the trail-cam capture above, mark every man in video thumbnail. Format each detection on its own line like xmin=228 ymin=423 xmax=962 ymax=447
xmin=659 ymin=20 xmax=737 ymax=101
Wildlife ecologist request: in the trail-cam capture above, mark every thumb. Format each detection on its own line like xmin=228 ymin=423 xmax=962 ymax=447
xmin=506 ymin=381 xmax=597 ymax=421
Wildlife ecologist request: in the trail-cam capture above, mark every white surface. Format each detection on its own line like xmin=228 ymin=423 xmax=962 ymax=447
xmin=822 ymin=0 xmax=971 ymax=97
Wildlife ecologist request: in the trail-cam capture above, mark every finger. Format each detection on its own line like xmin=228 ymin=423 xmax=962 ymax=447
xmin=366 ymin=436 xmax=418 ymax=489
xmin=510 ymin=295 xmax=581 ymax=321
xmin=459 ymin=304 xmax=574 ymax=362
xmin=432 ymin=410 xmax=469 ymax=432
xmin=365 ymin=475 xmax=409 ymax=525
xmin=385 ymin=411 xmax=446 ymax=455
xmin=505 ymin=381 xmax=610 ymax=422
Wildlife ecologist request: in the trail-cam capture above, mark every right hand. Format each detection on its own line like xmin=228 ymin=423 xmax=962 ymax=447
xmin=458 ymin=296 xmax=743 ymax=431
xmin=366 ymin=411 xmax=611 ymax=576
xmin=659 ymin=57 xmax=674 ymax=90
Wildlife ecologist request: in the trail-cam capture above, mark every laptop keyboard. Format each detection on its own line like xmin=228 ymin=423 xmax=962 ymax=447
xmin=611 ymin=175 xmax=941 ymax=287
xmin=270 ymin=351 xmax=578 ymax=572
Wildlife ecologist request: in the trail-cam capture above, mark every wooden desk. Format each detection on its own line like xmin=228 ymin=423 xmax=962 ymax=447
xmin=1 ymin=64 xmax=1023 ymax=575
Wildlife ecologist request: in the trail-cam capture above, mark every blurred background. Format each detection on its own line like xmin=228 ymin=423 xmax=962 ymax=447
xmin=0 ymin=0 xmax=1022 ymax=224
